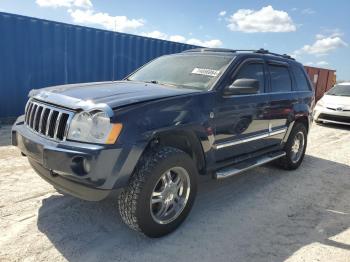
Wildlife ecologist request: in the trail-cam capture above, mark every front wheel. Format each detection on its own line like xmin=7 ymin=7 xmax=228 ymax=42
xmin=277 ymin=122 xmax=308 ymax=170
xmin=118 ymin=147 xmax=197 ymax=237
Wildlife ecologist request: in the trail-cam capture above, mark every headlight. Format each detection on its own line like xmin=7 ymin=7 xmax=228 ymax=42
xmin=67 ymin=111 xmax=122 ymax=144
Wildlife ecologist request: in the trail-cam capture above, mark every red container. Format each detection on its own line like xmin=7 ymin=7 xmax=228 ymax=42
xmin=304 ymin=66 xmax=336 ymax=102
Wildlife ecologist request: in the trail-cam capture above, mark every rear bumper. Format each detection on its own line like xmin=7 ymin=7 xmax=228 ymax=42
xmin=12 ymin=116 xmax=146 ymax=201
xmin=313 ymin=106 xmax=350 ymax=126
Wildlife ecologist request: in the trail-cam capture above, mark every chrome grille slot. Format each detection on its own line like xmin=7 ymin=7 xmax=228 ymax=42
xmin=24 ymin=100 xmax=74 ymax=141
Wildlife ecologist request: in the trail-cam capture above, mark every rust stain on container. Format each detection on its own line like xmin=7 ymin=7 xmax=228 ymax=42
xmin=304 ymin=66 xmax=336 ymax=102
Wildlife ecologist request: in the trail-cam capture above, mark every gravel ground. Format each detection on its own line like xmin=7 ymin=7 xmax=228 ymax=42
xmin=0 ymin=123 xmax=350 ymax=262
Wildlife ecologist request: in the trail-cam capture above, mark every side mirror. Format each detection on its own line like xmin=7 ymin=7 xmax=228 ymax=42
xmin=224 ymin=78 xmax=259 ymax=96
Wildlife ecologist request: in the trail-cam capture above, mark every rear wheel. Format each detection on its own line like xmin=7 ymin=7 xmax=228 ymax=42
xmin=277 ymin=122 xmax=307 ymax=170
xmin=118 ymin=147 xmax=197 ymax=237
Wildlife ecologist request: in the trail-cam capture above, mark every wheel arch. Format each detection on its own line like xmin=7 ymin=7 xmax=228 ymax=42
xmin=283 ymin=115 xmax=310 ymax=143
xmin=147 ymin=129 xmax=207 ymax=175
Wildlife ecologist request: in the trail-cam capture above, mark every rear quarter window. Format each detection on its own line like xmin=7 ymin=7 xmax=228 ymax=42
xmin=268 ymin=64 xmax=292 ymax=92
xmin=292 ymin=65 xmax=311 ymax=91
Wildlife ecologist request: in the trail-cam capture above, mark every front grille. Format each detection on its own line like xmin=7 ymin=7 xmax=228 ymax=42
xmin=25 ymin=100 xmax=73 ymax=141
xmin=318 ymin=113 xmax=350 ymax=124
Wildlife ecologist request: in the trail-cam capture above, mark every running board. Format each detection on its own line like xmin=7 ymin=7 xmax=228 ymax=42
xmin=214 ymin=151 xmax=286 ymax=180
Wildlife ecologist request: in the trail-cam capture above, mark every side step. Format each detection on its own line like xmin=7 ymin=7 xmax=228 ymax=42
xmin=214 ymin=151 xmax=286 ymax=180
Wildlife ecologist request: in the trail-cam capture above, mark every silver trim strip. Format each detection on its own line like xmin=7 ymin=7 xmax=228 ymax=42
xmin=54 ymin=112 xmax=63 ymax=139
xmin=269 ymin=128 xmax=287 ymax=136
xmin=30 ymin=104 xmax=38 ymax=128
xmin=282 ymin=121 xmax=295 ymax=143
xmin=38 ymin=107 xmax=45 ymax=132
xmin=214 ymin=152 xmax=286 ymax=179
xmin=46 ymin=109 xmax=53 ymax=136
xmin=215 ymin=133 xmax=269 ymax=149
xmin=64 ymin=114 xmax=73 ymax=139
xmin=25 ymin=103 xmax=34 ymax=124
xmin=318 ymin=118 xmax=350 ymax=126
xmin=214 ymin=127 xmax=287 ymax=149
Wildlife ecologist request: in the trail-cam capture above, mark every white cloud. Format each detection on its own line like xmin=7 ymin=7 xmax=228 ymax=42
xmin=37 ymin=0 xmax=144 ymax=33
xmin=301 ymin=8 xmax=315 ymax=15
xmin=295 ymin=35 xmax=347 ymax=56
xmin=316 ymin=61 xmax=329 ymax=66
xmin=36 ymin=0 xmax=221 ymax=47
xmin=227 ymin=5 xmax=296 ymax=33
xmin=169 ymin=35 xmax=186 ymax=42
xmin=36 ymin=0 xmax=92 ymax=9
xmin=219 ymin=10 xmax=226 ymax=16
xmin=141 ymin=31 xmax=222 ymax=48
xmin=186 ymin=38 xmax=222 ymax=48
xmin=304 ymin=61 xmax=329 ymax=67
xmin=315 ymin=34 xmax=325 ymax=40
xmin=69 ymin=9 xmax=144 ymax=32
xmin=141 ymin=30 xmax=168 ymax=40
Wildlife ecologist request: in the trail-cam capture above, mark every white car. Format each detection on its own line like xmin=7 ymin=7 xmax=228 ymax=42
xmin=314 ymin=82 xmax=350 ymax=126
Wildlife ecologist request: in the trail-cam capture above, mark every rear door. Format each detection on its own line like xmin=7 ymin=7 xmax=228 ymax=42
xmin=212 ymin=58 xmax=271 ymax=161
xmin=265 ymin=61 xmax=295 ymax=145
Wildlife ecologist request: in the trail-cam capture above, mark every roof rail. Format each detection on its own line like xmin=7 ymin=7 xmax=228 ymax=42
xmin=255 ymin=48 xmax=295 ymax=60
xmin=182 ymin=48 xmax=237 ymax=53
xmin=183 ymin=48 xmax=295 ymax=60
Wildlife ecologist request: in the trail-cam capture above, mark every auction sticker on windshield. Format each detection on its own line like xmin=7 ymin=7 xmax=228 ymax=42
xmin=191 ymin=68 xmax=220 ymax=77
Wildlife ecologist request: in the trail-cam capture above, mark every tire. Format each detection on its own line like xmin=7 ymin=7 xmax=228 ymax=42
xmin=277 ymin=122 xmax=308 ymax=170
xmin=118 ymin=146 xmax=198 ymax=237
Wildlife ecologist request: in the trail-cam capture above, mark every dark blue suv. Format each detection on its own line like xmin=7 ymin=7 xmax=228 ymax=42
xmin=12 ymin=48 xmax=315 ymax=237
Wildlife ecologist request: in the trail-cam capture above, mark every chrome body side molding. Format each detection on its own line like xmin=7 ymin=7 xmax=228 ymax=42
xmin=214 ymin=127 xmax=287 ymax=150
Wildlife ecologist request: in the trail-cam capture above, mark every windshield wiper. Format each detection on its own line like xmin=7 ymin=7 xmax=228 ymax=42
xmin=145 ymin=80 xmax=178 ymax=87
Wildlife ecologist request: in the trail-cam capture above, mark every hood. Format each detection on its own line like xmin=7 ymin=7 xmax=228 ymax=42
xmin=322 ymin=94 xmax=350 ymax=110
xmin=31 ymin=81 xmax=201 ymax=109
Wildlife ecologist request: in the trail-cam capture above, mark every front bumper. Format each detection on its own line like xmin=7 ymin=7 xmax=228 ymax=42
xmin=12 ymin=116 xmax=145 ymax=201
xmin=313 ymin=105 xmax=350 ymax=126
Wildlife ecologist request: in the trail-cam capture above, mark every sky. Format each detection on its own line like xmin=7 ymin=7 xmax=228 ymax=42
xmin=0 ymin=0 xmax=349 ymax=80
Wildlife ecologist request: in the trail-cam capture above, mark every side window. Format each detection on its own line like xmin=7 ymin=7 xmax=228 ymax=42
xmin=268 ymin=64 xmax=292 ymax=92
xmin=292 ymin=65 xmax=311 ymax=91
xmin=233 ymin=63 xmax=265 ymax=92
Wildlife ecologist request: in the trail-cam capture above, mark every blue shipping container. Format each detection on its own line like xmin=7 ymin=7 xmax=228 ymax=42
xmin=0 ymin=12 xmax=198 ymax=119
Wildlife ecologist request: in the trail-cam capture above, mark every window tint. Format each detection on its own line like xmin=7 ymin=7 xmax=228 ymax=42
xmin=268 ymin=65 xmax=292 ymax=92
xmin=292 ymin=65 xmax=311 ymax=91
xmin=233 ymin=63 xmax=265 ymax=92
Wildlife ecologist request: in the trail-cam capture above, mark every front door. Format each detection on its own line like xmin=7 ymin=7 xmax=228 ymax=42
xmin=212 ymin=59 xmax=270 ymax=162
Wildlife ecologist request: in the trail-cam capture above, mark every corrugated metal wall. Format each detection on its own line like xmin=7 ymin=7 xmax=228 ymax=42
xmin=0 ymin=12 xmax=198 ymax=119
xmin=304 ymin=66 xmax=336 ymax=102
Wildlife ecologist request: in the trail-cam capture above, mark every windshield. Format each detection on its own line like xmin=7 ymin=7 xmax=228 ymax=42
xmin=127 ymin=55 xmax=233 ymax=90
xmin=327 ymin=84 xmax=350 ymax=97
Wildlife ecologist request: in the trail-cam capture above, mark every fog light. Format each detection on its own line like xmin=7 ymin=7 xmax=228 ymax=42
xmin=71 ymin=156 xmax=90 ymax=176
xmin=83 ymin=158 xmax=91 ymax=173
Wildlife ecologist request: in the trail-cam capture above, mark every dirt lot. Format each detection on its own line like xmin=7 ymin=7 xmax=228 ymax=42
xmin=0 ymin=123 xmax=350 ymax=262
